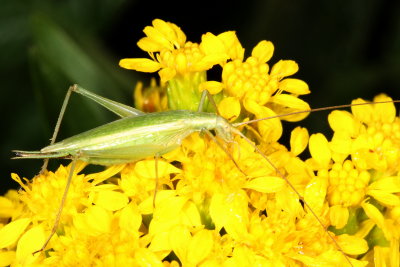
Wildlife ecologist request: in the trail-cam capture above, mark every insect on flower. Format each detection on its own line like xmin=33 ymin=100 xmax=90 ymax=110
xmin=12 ymin=84 xmax=400 ymax=266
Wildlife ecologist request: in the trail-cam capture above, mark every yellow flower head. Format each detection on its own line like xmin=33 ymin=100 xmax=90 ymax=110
xmin=119 ymin=18 xmax=231 ymax=82
xmin=134 ymin=78 xmax=168 ymax=112
xmin=304 ymin=95 xmax=400 ymax=263
xmin=5 ymin=19 xmax=398 ymax=267
xmin=201 ymin=40 xmax=311 ymax=142
xmin=120 ymin=19 xmax=244 ymax=110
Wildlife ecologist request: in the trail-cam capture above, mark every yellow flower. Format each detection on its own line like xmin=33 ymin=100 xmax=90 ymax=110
xmin=0 ymin=162 xmax=172 ymax=266
xmin=120 ymin=19 xmax=240 ymax=111
xmin=304 ymin=95 xmax=400 ymax=265
xmin=8 ymin=19 xmax=398 ymax=267
xmin=134 ymin=78 xmax=168 ymax=112
xmin=202 ymin=40 xmax=311 ymax=142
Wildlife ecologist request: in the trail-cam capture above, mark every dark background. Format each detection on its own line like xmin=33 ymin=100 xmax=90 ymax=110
xmin=1 ymin=0 xmax=400 ymax=194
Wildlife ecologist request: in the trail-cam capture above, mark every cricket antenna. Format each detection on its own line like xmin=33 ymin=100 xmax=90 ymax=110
xmin=233 ymin=99 xmax=400 ymax=127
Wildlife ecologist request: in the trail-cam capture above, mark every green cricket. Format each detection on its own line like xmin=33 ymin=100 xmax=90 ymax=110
xmin=13 ymin=84 xmax=399 ymax=264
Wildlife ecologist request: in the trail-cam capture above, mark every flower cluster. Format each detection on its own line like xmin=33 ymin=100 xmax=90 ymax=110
xmin=1 ymin=19 xmax=398 ymax=266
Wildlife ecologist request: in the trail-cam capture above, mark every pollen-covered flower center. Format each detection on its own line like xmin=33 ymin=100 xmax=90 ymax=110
xmin=328 ymin=160 xmax=370 ymax=207
xmin=222 ymin=58 xmax=272 ymax=101
xmin=353 ymin=119 xmax=400 ymax=172
xmin=159 ymin=42 xmax=203 ymax=74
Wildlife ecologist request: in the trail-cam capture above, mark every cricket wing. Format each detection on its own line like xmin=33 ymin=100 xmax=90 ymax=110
xmin=75 ymin=128 xmax=191 ymax=165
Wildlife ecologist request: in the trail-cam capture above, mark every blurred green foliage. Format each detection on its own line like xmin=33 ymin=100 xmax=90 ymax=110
xmin=1 ymin=0 xmax=400 ymax=193
xmin=1 ymin=0 xmax=140 ymax=191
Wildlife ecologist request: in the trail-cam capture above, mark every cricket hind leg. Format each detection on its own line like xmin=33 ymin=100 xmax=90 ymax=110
xmin=40 ymin=84 xmax=145 ymax=173
xmin=33 ymin=155 xmax=79 ymax=255
xmin=40 ymin=85 xmax=75 ymax=173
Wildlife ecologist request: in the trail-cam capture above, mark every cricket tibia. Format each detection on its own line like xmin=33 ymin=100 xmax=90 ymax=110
xmin=12 ymin=150 xmax=69 ymax=160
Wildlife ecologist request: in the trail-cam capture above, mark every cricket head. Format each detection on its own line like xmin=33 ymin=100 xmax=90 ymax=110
xmin=215 ymin=116 xmax=234 ymax=143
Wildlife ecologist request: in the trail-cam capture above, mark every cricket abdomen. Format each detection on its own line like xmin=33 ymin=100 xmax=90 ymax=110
xmin=34 ymin=110 xmax=219 ymax=165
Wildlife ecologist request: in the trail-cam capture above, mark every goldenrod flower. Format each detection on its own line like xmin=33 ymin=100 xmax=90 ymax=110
xmin=4 ymin=18 xmax=396 ymax=267
xmin=201 ymin=40 xmax=311 ymax=142
xmin=120 ymin=19 xmax=241 ymax=111
xmin=306 ymin=94 xmax=400 ymax=264
xmin=134 ymin=78 xmax=168 ymax=112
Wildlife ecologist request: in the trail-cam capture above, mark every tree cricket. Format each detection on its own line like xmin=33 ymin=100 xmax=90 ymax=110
xmin=13 ymin=84 xmax=400 ymax=265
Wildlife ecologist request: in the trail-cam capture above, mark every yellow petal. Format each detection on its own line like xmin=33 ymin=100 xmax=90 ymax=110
xmin=367 ymin=190 xmax=400 ymax=206
xmin=16 ymin=226 xmax=45 ymax=263
xmin=170 ymin=226 xmax=191 ymax=262
xmin=279 ymin=78 xmax=310 ymax=95
xmin=0 ymin=251 xmax=15 ymax=266
xmin=351 ymin=98 xmax=373 ymax=123
xmin=175 ymin=52 xmax=188 ymax=73
xmin=138 ymin=190 xmax=176 ymax=215
xmin=373 ymin=94 xmax=396 ymax=123
xmin=119 ymin=204 xmax=142 ymax=233
xmin=244 ymin=99 xmax=282 ymax=142
xmin=276 ymin=187 xmax=304 ymax=218
xmin=390 ymin=239 xmax=399 ymax=267
xmin=368 ymin=176 xmax=400 ymax=193
xmin=187 ymin=230 xmax=213 ymax=264
xmin=194 ymin=54 xmax=228 ymax=72
xmin=330 ymin=132 xmax=352 ymax=155
xmin=135 ymin=160 xmax=181 ymax=179
xmin=152 ymin=19 xmax=179 ymax=43
xmin=218 ymin=97 xmax=241 ymax=121
xmin=329 ymin=205 xmax=349 ymax=229
xmin=199 ymin=81 xmax=224 ymax=95
xmin=134 ymin=248 xmax=164 ymax=267
xmin=251 ymin=40 xmax=274 ymax=63
xmin=0 ymin=196 xmax=14 ymax=218
xmin=119 ymin=58 xmax=161 ymax=72
xmin=169 ymin=22 xmax=186 ymax=46
xmin=354 ymin=219 xmax=375 ymax=239
xmin=272 ymin=94 xmax=311 ymax=122
xmin=328 ymin=110 xmax=358 ymax=137
xmin=361 ymin=201 xmax=384 ymax=229
xmin=309 ymin=133 xmax=331 ymax=168
xmin=142 ymin=19 xmax=179 ymax=50
xmin=290 ymin=127 xmax=309 ymax=156
xmin=270 ymin=60 xmax=298 ymax=78
xmin=304 ymin=175 xmax=328 ymax=214
xmin=137 ymin=37 xmax=165 ymax=52
xmin=217 ymin=31 xmax=244 ymax=60
xmin=337 ymin=234 xmax=369 ymax=255
xmin=200 ymin=32 xmax=228 ymax=59
xmin=153 ymin=195 xmax=187 ymax=220
xmin=80 ymin=206 xmax=112 ymax=235
xmin=209 ymin=192 xmax=248 ymax=239
xmin=244 ymin=176 xmax=285 ymax=193
xmin=93 ymin=191 xmax=129 ymax=211
xmin=0 ymin=218 xmax=30 ymax=248
xmin=158 ymin=67 xmax=176 ymax=83
xmin=181 ymin=201 xmax=202 ymax=227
